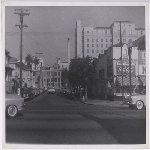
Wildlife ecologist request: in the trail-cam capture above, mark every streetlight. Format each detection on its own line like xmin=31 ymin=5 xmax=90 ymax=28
xmin=128 ymin=39 xmax=132 ymax=95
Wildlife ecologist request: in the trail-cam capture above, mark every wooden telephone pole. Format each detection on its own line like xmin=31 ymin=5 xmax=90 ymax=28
xmin=14 ymin=8 xmax=30 ymax=91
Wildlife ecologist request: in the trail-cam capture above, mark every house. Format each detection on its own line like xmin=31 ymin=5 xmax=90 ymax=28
xmin=5 ymin=49 xmax=14 ymax=93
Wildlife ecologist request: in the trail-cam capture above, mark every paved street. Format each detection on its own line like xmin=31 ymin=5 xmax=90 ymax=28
xmin=6 ymin=92 xmax=146 ymax=144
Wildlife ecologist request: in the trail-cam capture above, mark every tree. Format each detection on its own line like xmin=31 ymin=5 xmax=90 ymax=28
xmin=33 ymin=57 xmax=39 ymax=70
xmin=61 ymin=68 xmax=69 ymax=88
xmin=25 ymin=54 xmax=33 ymax=65
xmin=68 ymin=56 xmax=98 ymax=99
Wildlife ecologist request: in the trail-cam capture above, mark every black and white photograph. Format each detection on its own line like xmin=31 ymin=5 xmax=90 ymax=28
xmin=1 ymin=1 xmax=149 ymax=149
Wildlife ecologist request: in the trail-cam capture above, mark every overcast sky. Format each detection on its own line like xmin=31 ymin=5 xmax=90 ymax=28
xmin=5 ymin=6 xmax=145 ymax=66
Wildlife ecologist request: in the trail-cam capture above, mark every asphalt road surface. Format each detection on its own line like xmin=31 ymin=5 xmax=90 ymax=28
xmin=6 ymin=91 xmax=146 ymax=144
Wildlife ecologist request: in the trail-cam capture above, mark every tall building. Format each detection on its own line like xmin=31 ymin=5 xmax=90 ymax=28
xmin=75 ymin=20 xmax=145 ymax=58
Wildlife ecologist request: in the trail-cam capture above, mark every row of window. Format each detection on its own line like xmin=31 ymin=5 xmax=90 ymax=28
xmin=87 ymin=44 xmax=111 ymax=48
xmin=46 ymin=78 xmax=62 ymax=82
xmin=87 ymin=38 xmax=112 ymax=42
xmin=87 ymin=49 xmax=104 ymax=54
xmin=87 ymin=30 xmax=111 ymax=34
xmin=47 ymin=72 xmax=61 ymax=77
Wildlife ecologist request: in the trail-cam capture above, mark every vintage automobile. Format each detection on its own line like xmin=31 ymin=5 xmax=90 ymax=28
xmin=48 ymin=87 xmax=56 ymax=94
xmin=124 ymin=89 xmax=146 ymax=110
xmin=6 ymin=93 xmax=25 ymax=117
xmin=60 ymin=88 xmax=67 ymax=94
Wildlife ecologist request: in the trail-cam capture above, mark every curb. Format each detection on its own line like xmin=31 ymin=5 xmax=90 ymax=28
xmin=80 ymin=99 xmax=128 ymax=108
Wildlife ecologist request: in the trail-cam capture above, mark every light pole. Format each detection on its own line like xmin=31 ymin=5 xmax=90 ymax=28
xmin=119 ymin=21 xmax=124 ymax=101
xmin=128 ymin=40 xmax=132 ymax=95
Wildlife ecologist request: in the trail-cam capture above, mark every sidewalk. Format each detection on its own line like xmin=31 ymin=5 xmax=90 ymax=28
xmin=80 ymin=98 xmax=128 ymax=108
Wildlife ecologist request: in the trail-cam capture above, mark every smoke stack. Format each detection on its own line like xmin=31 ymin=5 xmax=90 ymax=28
xmin=67 ymin=37 xmax=70 ymax=64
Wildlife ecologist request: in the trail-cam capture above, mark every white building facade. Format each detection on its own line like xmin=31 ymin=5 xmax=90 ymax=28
xmin=75 ymin=20 xmax=145 ymax=58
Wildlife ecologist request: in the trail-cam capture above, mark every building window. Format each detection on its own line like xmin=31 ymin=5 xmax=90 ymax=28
xmin=47 ymin=72 xmax=50 ymax=77
xmin=123 ymin=29 xmax=126 ymax=35
xmin=87 ymin=44 xmax=89 ymax=47
xmin=58 ymin=72 xmax=60 ymax=76
xmin=97 ymin=49 xmax=99 ymax=53
xmin=106 ymin=44 xmax=108 ymax=48
xmin=44 ymin=79 xmax=46 ymax=82
xmin=129 ymin=29 xmax=132 ymax=35
xmin=101 ymin=39 xmax=103 ymax=42
xmin=87 ymin=49 xmax=89 ymax=53
xmin=26 ymin=71 xmax=29 ymax=76
xmin=97 ymin=44 xmax=98 ymax=47
xmin=58 ymin=78 xmax=60 ymax=82
xmin=96 ymin=39 xmax=98 ymax=42
xmin=101 ymin=44 xmax=103 ymax=48
xmin=123 ymin=39 xmax=126 ymax=42
xmin=106 ymin=39 xmax=108 ymax=42
xmin=110 ymin=39 xmax=112 ymax=42
xmin=116 ymin=88 xmax=121 ymax=93
xmin=105 ymin=30 xmax=107 ymax=34
xmin=87 ymin=38 xmax=89 ymax=42
xmin=101 ymin=50 xmax=104 ymax=54
xmin=51 ymin=78 xmax=53 ymax=82
xmin=92 ymin=39 xmax=94 ymax=42
xmin=92 ymin=49 xmax=94 ymax=53
xmin=55 ymin=78 xmax=57 ymax=82
xmin=92 ymin=44 xmax=94 ymax=47
xmin=54 ymin=72 xmax=57 ymax=76
xmin=87 ymin=31 xmax=89 ymax=33
xmin=58 ymin=65 xmax=60 ymax=69
xmin=99 ymin=69 xmax=104 ymax=78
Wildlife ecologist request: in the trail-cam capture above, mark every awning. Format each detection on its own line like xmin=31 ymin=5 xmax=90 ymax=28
xmin=116 ymin=76 xmax=140 ymax=86
xmin=138 ymin=76 xmax=146 ymax=86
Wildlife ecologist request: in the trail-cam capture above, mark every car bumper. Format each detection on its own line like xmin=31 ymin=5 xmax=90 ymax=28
xmin=124 ymin=100 xmax=135 ymax=105
xmin=48 ymin=91 xmax=55 ymax=93
xmin=18 ymin=103 xmax=25 ymax=111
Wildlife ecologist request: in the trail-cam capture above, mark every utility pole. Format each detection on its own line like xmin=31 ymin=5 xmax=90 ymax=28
xmin=119 ymin=21 xmax=124 ymax=101
xmin=35 ymin=52 xmax=43 ymax=88
xmin=128 ymin=40 xmax=132 ymax=95
xmin=15 ymin=8 xmax=30 ymax=93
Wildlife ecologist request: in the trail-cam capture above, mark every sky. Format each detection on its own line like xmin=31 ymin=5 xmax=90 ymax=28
xmin=5 ymin=6 xmax=145 ymax=67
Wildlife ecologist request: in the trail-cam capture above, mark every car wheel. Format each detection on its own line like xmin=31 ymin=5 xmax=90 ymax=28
xmin=136 ymin=100 xmax=144 ymax=110
xmin=6 ymin=105 xmax=18 ymax=117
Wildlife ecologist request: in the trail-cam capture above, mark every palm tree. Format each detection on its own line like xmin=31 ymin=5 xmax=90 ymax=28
xmin=25 ymin=54 xmax=33 ymax=65
xmin=33 ymin=57 xmax=39 ymax=70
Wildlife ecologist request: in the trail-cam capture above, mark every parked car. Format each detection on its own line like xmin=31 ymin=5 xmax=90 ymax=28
xmin=33 ymin=88 xmax=38 ymax=97
xmin=66 ymin=89 xmax=71 ymax=95
xmin=43 ymin=87 xmax=47 ymax=92
xmin=6 ymin=93 xmax=25 ymax=117
xmin=21 ymin=87 xmax=34 ymax=100
xmin=124 ymin=89 xmax=146 ymax=110
xmin=39 ymin=88 xmax=43 ymax=94
xmin=60 ymin=88 xmax=67 ymax=94
xmin=48 ymin=87 xmax=56 ymax=94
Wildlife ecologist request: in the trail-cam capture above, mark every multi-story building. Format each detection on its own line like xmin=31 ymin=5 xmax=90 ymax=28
xmin=41 ymin=59 xmax=69 ymax=89
xmin=9 ymin=57 xmax=33 ymax=89
xmin=94 ymin=35 xmax=146 ymax=100
xmin=75 ymin=20 xmax=145 ymax=58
